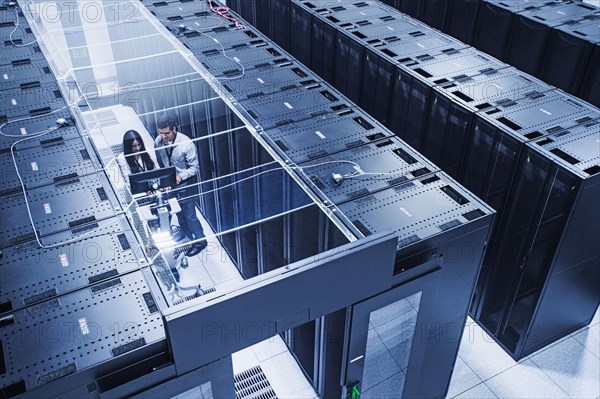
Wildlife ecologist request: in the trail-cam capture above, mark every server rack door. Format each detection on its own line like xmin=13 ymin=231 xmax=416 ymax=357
xmin=578 ymin=44 xmax=600 ymax=107
xmin=503 ymin=15 xmax=550 ymax=75
xmin=477 ymin=150 xmax=581 ymax=357
xmin=539 ymin=29 xmax=594 ymax=93
xmin=443 ymin=0 xmax=481 ymax=44
xmin=420 ymin=0 xmax=448 ymax=30
xmin=343 ymin=269 xmax=443 ymax=398
xmin=472 ymin=2 xmax=513 ymax=58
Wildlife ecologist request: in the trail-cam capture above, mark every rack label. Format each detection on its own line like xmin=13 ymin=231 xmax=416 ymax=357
xmin=78 ymin=317 xmax=90 ymax=335
xmin=400 ymin=207 xmax=413 ymax=218
xmin=315 ymin=130 xmax=326 ymax=139
xmin=59 ymin=253 xmax=69 ymax=267
xmin=3 ymin=74 xmax=8 ymax=80
xmin=20 ymin=127 xmax=27 ymax=135
xmin=284 ymin=102 xmax=293 ymax=109
xmin=11 ymin=98 xmax=17 ymax=105
xmin=43 ymin=203 xmax=52 ymax=214
xmin=31 ymin=162 xmax=38 ymax=171
xmin=257 ymin=78 xmax=265 ymax=84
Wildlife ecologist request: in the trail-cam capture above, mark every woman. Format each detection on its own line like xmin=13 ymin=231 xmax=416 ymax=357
xmin=117 ymin=129 xmax=157 ymax=179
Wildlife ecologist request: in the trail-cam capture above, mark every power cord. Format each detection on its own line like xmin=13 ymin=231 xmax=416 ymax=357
xmin=8 ymin=4 xmax=37 ymax=47
xmin=175 ymin=24 xmax=245 ymax=80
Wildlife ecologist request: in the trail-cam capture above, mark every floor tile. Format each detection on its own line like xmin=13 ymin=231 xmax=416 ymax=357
xmin=452 ymin=382 xmax=497 ymax=399
xmin=446 ymin=357 xmax=482 ymax=398
xmin=261 ymin=351 xmax=318 ymax=399
xmin=591 ymin=306 xmax=600 ymax=327
xmin=530 ymin=337 xmax=600 ymax=399
xmin=250 ymin=335 xmax=289 ymax=362
xmin=369 ymin=298 xmax=414 ymax=328
xmin=574 ymin=323 xmax=600 ymax=359
xmin=406 ymin=291 xmax=422 ymax=310
xmin=362 ymin=371 xmax=406 ymax=399
xmin=485 ymin=359 xmax=569 ymax=399
xmin=231 ymin=346 xmax=259 ymax=373
xmin=458 ymin=322 xmax=518 ymax=380
xmin=363 ymin=328 xmax=403 ymax=391
xmin=375 ymin=309 xmax=418 ymax=370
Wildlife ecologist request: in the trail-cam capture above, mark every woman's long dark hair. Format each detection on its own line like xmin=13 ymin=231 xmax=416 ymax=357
xmin=123 ymin=130 xmax=155 ymax=173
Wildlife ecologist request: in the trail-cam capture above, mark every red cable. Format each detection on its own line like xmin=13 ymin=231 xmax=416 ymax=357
xmin=206 ymin=1 xmax=246 ymax=29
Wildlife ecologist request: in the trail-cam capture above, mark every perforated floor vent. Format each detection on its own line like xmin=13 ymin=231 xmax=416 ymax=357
xmin=234 ymin=365 xmax=277 ymax=399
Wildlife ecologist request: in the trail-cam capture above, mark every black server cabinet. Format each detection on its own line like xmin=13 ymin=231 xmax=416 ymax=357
xmin=540 ymin=15 xmax=600 ymax=99
xmin=299 ymin=136 xmax=440 ymax=205
xmin=0 ymin=43 xmax=45 ymax=66
xmin=579 ymin=41 xmax=600 ymax=107
xmin=0 ymin=216 xmax=139 ymax=316
xmin=177 ymin=26 xmax=264 ymax=53
xmin=442 ymin=0 xmax=481 ymax=44
xmin=336 ymin=171 xmax=494 ymax=397
xmin=360 ymin=30 xmax=468 ymax=125
xmin=0 ymin=172 xmax=118 ymax=249
xmin=461 ymin=89 xmax=600 ymax=213
xmin=191 ymin=43 xmax=293 ymax=79
xmin=0 ymin=61 xmax=54 ymax=91
xmin=389 ymin=48 xmax=508 ymax=149
xmin=290 ymin=1 xmax=313 ymax=67
xmin=0 ymin=82 xmax=65 ymax=121
xmin=504 ymin=1 xmax=597 ymax=75
xmin=264 ymin=107 xmax=393 ymax=164
xmin=0 ymin=111 xmax=77 ymax=151
xmin=0 ymin=136 xmax=95 ymax=194
xmin=472 ymin=0 xmax=539 ymax=59
xmin=222 ymin=63 xmax=319 ymax=100
xmin=239 ymin=83 xmax=351 ymax=130
xmin=146 ymin=0 xmax=211 ymax=19
xmin=0 ymin=270 xmax=167 ymax=399
xmin=475 ymin=124 xmax=600 ymax=359
xmin=422 ymin=67 xmax=553 ymax=178
xmin=419 ymin=0 xmax=448 ymax=30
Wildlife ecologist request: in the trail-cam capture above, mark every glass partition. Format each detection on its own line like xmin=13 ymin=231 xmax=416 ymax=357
xmin=22 ymin=0 xmax=356 ymax=309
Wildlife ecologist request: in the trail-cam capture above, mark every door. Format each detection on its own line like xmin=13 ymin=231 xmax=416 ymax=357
xmin=343 ymin=269 xmax=442 ymax=398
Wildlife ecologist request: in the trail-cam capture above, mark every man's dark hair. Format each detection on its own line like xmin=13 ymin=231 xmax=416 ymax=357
xmin=157 ymin=114 xmax=177 ymax=130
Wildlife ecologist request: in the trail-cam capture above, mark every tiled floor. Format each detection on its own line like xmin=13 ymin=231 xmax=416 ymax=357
xmin=447 ymin=308 xmax=600 ymax=399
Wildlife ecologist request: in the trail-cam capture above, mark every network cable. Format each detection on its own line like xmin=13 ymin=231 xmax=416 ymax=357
xmin=205 ymin=0 xmax=246 ymax=30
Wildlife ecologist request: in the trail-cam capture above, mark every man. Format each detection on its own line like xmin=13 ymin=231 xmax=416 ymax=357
xmin=154 ymin=114 xmax=206 ymax=257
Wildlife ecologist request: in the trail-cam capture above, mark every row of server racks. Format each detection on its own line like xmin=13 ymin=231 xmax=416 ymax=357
xmin=227 ymin=0 xmax=600 ymax=360
xmin=0 ymin=3 xmax=170 ymax=399
xmin=376 ymin=0 xmax=600 ymax=107
xmin=145 ymin=1 xmax=495 ymax=398
xmin=0 ymin=1 xmax=499 ymax=399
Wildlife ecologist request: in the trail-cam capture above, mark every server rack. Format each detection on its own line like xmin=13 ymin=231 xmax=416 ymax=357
xmin=221 ymin=62 xmax=319 ymax=100
xmin=442 ymin=0 xmax=481 ymax=44
xmin=0 ymin=216 xmax=139 ymax=316
xmin=579 ymin=39 xmax=600 ymax=107
xmin=239 ymin=82 xmax=352 ymax=130
xmin=388 ymin=47 xmax=508 ymax=149
xmin=0 ymin=112 xmax=77 ymax=151
xmin=0 ymin=270 xmax=167 ymax=399
xmin=1 ymin=82 xmax=66 ymax=121
xmin=0 ymin=61 xmax=54 ymax=91
xmin=0 ymin=135 xmax=96 ymax=193
xmin=461 ymin=89 xmax=600 ymax=212
xmin=475 ymin=123 xmax=600 ymax=359
xmin=472 ymin=0 xmax=549 ymax=59
xmin=540 ymin=14 xmax=600 ymax=94
xmin=504 ymin=0 xmax=598 ymax=75
xmin=0 ymin=44 xmax=45 ymax=67
xmin=298 ymin=136 xmax=439 ymax=205
xmin=422 ymin=67 xmax=553 ymax=178
xmin=0 ymin=172 xmax=119 ymax=249
xmin=264 ymin=107 xmax=393 ymax=164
